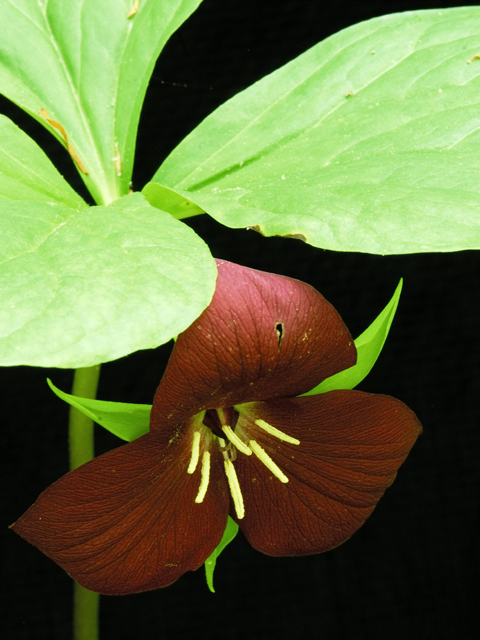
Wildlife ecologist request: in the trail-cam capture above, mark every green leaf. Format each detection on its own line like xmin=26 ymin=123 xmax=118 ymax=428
xmin=204 ymin=516 xmax=239 ymax=593
xmin=143 ymin=183 xmax=206 ymax=220
xmin=0 ymin=0 xmax=203 ymax=205
xmin=0 ymin=192 xmax=216 ymax=368
xmin=47 ymin=379 xmax=150 ymax=441
xmin=0 ymin=115 xmax=87 ymax=209
xmin=304 ymin=279 xmax=403 ymax=394
xmin=150 ymin=8 xmax=480 ymax=254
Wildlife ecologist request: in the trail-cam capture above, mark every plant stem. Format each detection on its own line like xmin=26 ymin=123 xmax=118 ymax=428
xmin=69 ymin=365 xmax=101 ymax=470
xmin=73 ymin=586 xmax=100 ymax=640
xmin=69 ymin=365 xmax=102 ymax=640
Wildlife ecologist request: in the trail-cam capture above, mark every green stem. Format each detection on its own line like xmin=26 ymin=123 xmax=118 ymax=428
xmin=73 ymin=586 xmax=100 ymax=640
xmin=69 ymin=365 xmax=102 ymax=640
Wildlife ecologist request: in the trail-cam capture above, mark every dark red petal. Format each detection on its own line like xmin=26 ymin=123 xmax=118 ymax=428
xmin=234 ymin=391 xmax=422 ymax=556
xmin=11 ymin=431 xmax=229 ymax=595
xmin=151 ymin=260 xmax=356 ymax=430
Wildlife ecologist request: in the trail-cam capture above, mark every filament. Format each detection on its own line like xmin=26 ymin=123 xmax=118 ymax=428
xmin=224 ymin=459 xmax=245 ymax=519
xmin=254 ymin=419 xmax=300 ymax=445
xmin=195 ymin=451 xmax=211 ymax=504
xmin=187 ymin=431 xmax=201 ymax=474
xmin=249 ymin=440 xmax=289 ymax=483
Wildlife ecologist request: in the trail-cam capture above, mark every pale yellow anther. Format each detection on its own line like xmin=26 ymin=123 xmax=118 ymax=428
xmin=249 ymin=440 xmax=289 ymax=483
xmin=222 ymin=425 xmax=252 ymax=456
xmin=195 ymin=451 xmax=211 ymax=504
xmin=224 ymin=459 xmax=245 ymax=519
xmin=254 ymin=419 xmax=300 ymax=445
xmin=187 ymin=431 xmax=201 ymax=474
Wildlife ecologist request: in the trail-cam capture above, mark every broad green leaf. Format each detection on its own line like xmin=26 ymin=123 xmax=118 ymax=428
xmin=47 ymin=379 xmax=150 ymax=441
xmin=0 ymin=192 xmax=216 ymax=368
xmin=304 ymin=279 xmax=403 ymax=395
xmin=0 ymin=0 xmax=202 ymax=205
xmin=149 ymin=8 xmax=480 ymax=254
xmin=204 ymin=516 xmax=239 ymax=593
xmin=143 ymin=183 xmax=206 ymax=220
xmin=0 ymin=114 xmax=86 ymax=208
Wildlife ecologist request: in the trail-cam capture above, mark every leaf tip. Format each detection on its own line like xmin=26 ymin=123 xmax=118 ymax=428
xmin=205 ymin=559 xmax=216 ymax=593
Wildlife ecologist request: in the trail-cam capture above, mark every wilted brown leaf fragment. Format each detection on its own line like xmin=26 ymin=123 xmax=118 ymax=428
xmin=128 ymin=0 xmax=140 ymax=18
xmin=38 ymin=108 xmax=88 ymax=174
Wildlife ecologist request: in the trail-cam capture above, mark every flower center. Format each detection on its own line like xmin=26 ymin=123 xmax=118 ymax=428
xmin=186 ymin=406 xmax=300 ymax=520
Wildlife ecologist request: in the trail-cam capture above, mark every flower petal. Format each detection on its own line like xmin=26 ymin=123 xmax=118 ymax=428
xmin=234 ymin=391 xmax=422 ymax=556
xmin=151 ymin=260 xmax=356 ymax=429
xmin=11 ymin=431 xmax=229 ymax=595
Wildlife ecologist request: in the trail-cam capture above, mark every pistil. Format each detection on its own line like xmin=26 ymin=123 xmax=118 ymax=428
xmin=189 ymin=408 xmax=297 ymax=518
xmin=221 ymin=425 xmax=252 ymax=455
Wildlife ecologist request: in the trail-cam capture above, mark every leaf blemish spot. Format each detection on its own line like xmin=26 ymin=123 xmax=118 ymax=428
xmin=281 ymin=233 xmax=307 ymax=242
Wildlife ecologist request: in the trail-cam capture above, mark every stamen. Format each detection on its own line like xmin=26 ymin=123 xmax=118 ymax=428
xmin=254 ymin=419 xmax=300 ymax=445
xmin=222 ymin=425 xmax=252 ymax=456
xmin=195 ymin=451 xmax=211 ymax=503
xmin=249 ymin=440 xmax=289 ymax=483
xmin=187 ymin=431 xmax=201 ymax=474
xmin=224 ymin=459 xmax=245 ymax=519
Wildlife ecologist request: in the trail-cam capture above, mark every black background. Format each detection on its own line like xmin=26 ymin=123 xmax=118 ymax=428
xmin=1 ymin=1 xmax=479 ymax=638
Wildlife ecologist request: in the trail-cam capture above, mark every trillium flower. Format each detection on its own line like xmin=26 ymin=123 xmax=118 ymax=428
xmin=12 ymin=260 xmax=421 ymax=595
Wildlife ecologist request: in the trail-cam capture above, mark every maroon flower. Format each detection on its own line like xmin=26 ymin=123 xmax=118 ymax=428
xmin=12 ymin=260 xmax=421 ymax=595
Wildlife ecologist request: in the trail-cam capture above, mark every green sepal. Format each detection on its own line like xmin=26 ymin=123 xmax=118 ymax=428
xmin=47 ymin=379 xmax=150 ymax=442
xmin=303 ymin=279 xmax=403 ymax=395
xmin=204 ymin=516 xmax=239 ymax=593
